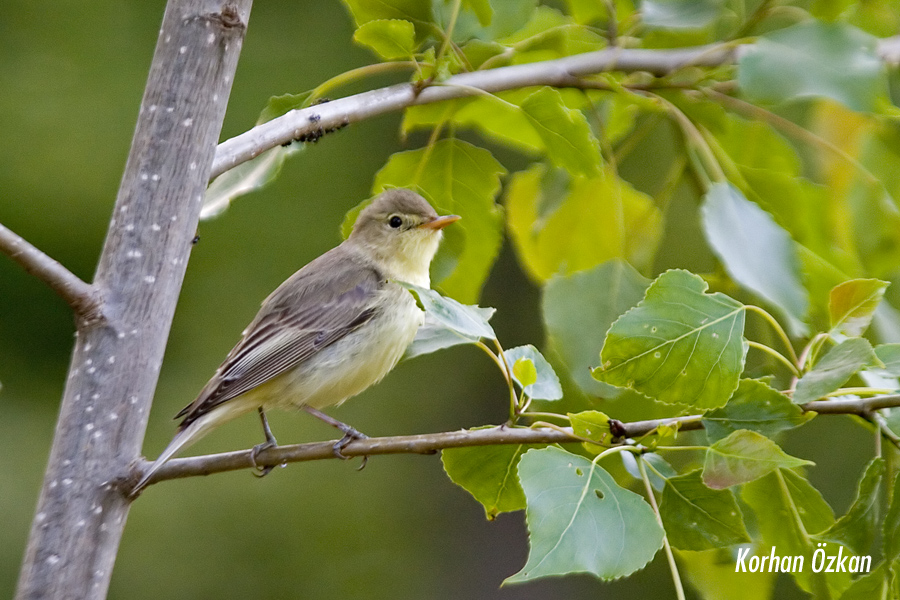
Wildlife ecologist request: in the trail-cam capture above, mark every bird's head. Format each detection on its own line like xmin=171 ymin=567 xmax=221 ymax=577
xmin=348 ymin=189 xmax=459 ymax=285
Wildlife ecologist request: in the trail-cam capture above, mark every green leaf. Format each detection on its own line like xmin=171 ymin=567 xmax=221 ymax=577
xmin=520 ymin=87 xmax=602 ymax=177
xmin=504 ymin=345 xmax=563 ymax=401
xmin=569 ymin=410 xmax=612 ymax=451
xmin=811 ymin=0 xmax=854 ymax=21
xmin=352 ymin=19 xmax=417 ymax=59
xmin=513 ymin=358 xmax=537 ymax=388
xmin=258 ymin=91 xmax=315 ymax=124
xmin=342 ymin=0 xmax=435 ymax=41
xmin=641 ymin=0 xmax=724 ymax=30
xmin=543 ymin=261 xmax=651 ymax=398
xmin=814 ymin=458 xmax=884 ymax=555
xmin=507 ymin=447 xmax=664 ymax=583
xmin=404 ymin=309 xmax=495 ymax=360
xmin=738 ymin=21 xmax=888 ymax=112
xmin=702 ymin=182 xmax=809 ymax=337
xmin=374 ymin=139 xmax=506 ymax=303
xmin=202 ymin=91 xmax=314 ymax=219
xmin=660 ymin=469 xmax=750 ymax=551
xmin=461 ymin=0 xmax=492 ymax=26
xmin=793 ymin=338 xmax=879 ymax=404
xmin=404 ymin=91 xmax=545 ymax=153
xmin=202 ymin=146 xmax=302 ymax=220
xmin=677 ymin=547 xmax=776 ymax=600
xmin=507 ymin=165 xmax=662 ymax=282
xmin=703 ymin=379 xmax=812 ymax=443
xmin=593 ymin=270 xmax=746 ymax=410
xmin=829 ymin=279 xmax=889 ymax=337
xmin=442 ymin=441 xmax=529 ymax=520
xmin=399 ymin=283 xmax=495 ymax=343
xmin=882 ymin=472 xmax=900 ymax=562
xmin=837 ymin=562 xmax=891 ymax=600
xmin=564 ymin=0 xmax=607 ymax=23
xmin=621 ymin=451 xmax=676 ymax=492
xmin=703 ymin=430 xmax=813 ymax=489
xmin=743 ymin=469 xmax=850 ymax=597
xmin=875 ymin=344 xmax=900 ymax=377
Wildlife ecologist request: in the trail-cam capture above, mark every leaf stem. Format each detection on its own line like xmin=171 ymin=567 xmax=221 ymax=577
xmin=746 ymin=341 xmax=800 ymax=377
xmin=745 ymin=305 xmax=800 ymax=366
xmin=310 ymin=61 xmax=418 ymax=103
xmin=492 ymin=338 xmax=520 ymax=422
xmin=437 ymin=0 xmax=463 ymax=65
xmin=637 ymin=456 xmax=686 ymax=600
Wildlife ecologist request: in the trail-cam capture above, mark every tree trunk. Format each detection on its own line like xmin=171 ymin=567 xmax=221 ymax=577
xmin=15 ymin=1 xmax=252 ymax=598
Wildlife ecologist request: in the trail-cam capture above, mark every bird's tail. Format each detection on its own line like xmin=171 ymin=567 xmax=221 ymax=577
xmin=130 ymin=414 xmax=218 ymax=496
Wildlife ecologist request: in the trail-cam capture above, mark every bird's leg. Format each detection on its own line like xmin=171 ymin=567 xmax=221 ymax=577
xmin=302 ymin=405 xmax=369 ymax=468
xmin=250 ymin=407 xmax=278 ymax=478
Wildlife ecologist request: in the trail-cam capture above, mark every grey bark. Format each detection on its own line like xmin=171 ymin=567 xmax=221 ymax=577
xmin=15 ymin=1 xmax=252 ymax=598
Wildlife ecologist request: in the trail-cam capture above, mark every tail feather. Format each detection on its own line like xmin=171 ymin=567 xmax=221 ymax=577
xmin=131 ymin=414 xmax=217 ymax=496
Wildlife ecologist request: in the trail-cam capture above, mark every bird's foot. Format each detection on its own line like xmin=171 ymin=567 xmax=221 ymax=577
xmin=250 ymin=438 xmax=278 ymax=478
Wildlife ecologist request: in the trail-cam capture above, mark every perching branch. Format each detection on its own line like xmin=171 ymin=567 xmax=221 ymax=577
xmin=211 ymin=36 xmax=900 ymax=180
xmin=0 ymin=222 xmax=102 ymax=324
xmin=610 ymin=394 xmax=900 ymax=438
xmin=131 ymin=393 xmax=900 ymax=492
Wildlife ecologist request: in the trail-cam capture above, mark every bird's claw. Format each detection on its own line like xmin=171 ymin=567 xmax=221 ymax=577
xmin=250 ymin=439 xmax=277 ymax=478
xmin=332 ymin=428 xmax=369 ymax=470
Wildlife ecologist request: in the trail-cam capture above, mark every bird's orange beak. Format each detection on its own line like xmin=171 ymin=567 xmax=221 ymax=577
xmin=419 ymin=214 xmax=461 ymax=230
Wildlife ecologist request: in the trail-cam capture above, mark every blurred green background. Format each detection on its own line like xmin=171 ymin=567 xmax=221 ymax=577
xmin=0 ymin=1 xmax=873 ymax=598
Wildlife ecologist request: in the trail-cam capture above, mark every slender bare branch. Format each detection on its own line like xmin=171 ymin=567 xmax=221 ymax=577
xmin=0 ymin=222 xmax=102 ymax=324
xmin=130 ymin=393 xmax=900 ymax=493
xmin=210 ymin=44 xmax=740 ymax=178
xmin=211 ymin=36 xmax=900 ymax=181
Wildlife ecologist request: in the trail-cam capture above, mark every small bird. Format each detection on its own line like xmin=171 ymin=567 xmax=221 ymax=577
xmin=132 ymin=189 xmax=459 ymax=494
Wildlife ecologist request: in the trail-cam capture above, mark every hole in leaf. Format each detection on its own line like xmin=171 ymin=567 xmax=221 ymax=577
xmin=594 ymin=489 xmax=604 ymax=500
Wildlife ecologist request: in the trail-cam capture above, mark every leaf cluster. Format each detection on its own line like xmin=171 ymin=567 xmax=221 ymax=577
xmin=203 ymin=0 xmax=900 ymax=596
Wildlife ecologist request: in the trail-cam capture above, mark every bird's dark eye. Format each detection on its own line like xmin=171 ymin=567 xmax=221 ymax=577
xmin=389 ymin=215 xmax=403 ymax=229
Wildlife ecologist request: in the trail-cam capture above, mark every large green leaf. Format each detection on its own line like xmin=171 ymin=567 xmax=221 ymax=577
xmin=507 ymin=165 xmax=662 ymax=282
xmin=837 ymin=562 xmax=892 ymax=600
xmin=542 ymin=260 xmax=651 ymax=397
xmin=703 ymin=430 xmax=813 ymax=489
xmin=593 ymin=270 xmax=746 ymax=409
xmin=352 ymin=19 xmax=417 ymax=59
xmin=507 ymin=447 xmax=664 ymax=583
xmin=374 ymin=139 xmax=506 ymax=303
xmin=520 ymin=87 xmax=601 ymax=177
xmin=875 ymin=344 xmax=900 ymax=377
xmin=701 ymin=182 xmax=809 ymax=337
xmin=202 ymin=146 xmax=303 ymax=220
xmin=202 ymin=91 xmax=313 ymax=219
xmin=403 ymin=91 xmax=545 ymax=153
xmin=738 ymin=21 xmax=887 ymax=112
xmin=342 ymin=0 xmax=435 ymax=41
xmin=829 ymin=279 xmax=890 ymax=337
xmin=814 ymin=458 xmax=884 ymax=555
xmin=503 ymin=345 xmax=563 ymax=401
xmin=442 ymin=442 xmax=529 ymax=520
xmin=400 ymin=282 xmax=496 ymax=344
xmin=703 ymin=379 xmax=812 ymax=443
xmin=641 ymin=0 xmax=724 ymax=30
xmin=882 ymin=472 xmax=900 ymax=563
xmin=660 ymin=469 xmax=750 ymax=550
xmin=793 ymin=338 xmax=879 ymax=404
xmin=677 ymin=548 xmax=776 ymax=600
xmin=743 ymin=469 xmax=850 ymax=597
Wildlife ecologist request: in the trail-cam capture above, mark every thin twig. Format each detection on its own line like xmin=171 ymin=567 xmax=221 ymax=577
xmin=0 ymin=222 xmax=103 ymax=324
xmin=638 ymin=456 xmax=686 ymax=600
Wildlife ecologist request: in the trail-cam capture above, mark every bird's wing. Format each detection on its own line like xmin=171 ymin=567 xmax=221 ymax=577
xmin=176 ymin=251 xmax=384 ymax=427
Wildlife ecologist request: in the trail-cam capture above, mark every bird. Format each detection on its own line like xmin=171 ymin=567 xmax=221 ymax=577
xmin=131 ymin=188 xmax=459 ymax=494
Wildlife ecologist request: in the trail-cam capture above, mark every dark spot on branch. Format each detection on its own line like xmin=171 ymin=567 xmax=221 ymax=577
xmin=608 ymin=419 xmax=627 ymax=439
